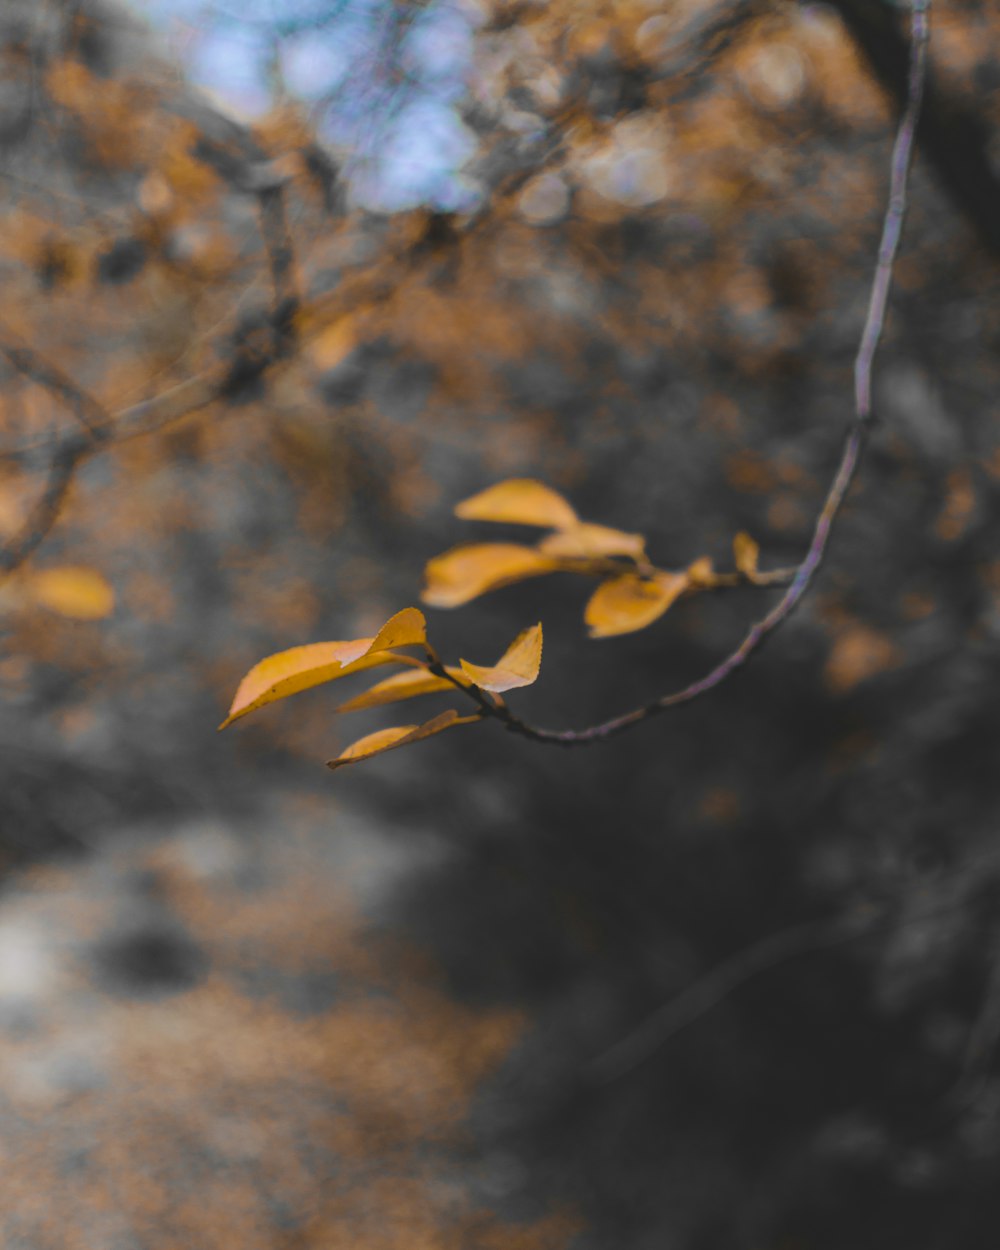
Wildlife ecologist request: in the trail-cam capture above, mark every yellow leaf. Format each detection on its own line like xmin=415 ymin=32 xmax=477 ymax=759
xmin=454 ymin=479 xmax=578 ymax=529
xmin=26 ymin=566 xmax=115 ymax=620
xmin=422 ymin=544 xmax=558 ymax=608
xmin=327 ymin=709 xmax=478 ymax=770
xmin=585 ymin=572 xmax=689 ymax=638
xmin=219 ymin=608 xmax=425 ymax=728
xmin=336 ymin=665 xmax=466 ymax=713
xmin=367 ymin=606 xmax=427 ymax=651
xmin=538 ymin=522 xmax=646 ymax=560
xmin=220 ymin=644 xmax=405 ymax=729
xmin=686 ymin=557 xmax=716 ymax=587
xmin=460 ymin=622 xmax=543 ymax=692
xmin=732 ymin=532 xmax=760 ymax=578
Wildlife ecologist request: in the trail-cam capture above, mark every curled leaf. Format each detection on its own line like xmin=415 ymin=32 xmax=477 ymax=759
xmin=220 ymin=608 xmax=426 ymax=729
xmin=460 ymin=622 xmax=543 ymax=692
xmin=538 ymin=522 xmax=646 ymax=560
xmin=367 ymin=606 xmax=427 ymax=651
xmin=327 ymin=709 xmax=479 ymax=770
xmin=732 ymin=532 xmax=760 ymax=578
xmin=585 ymin=571 xmax=689 ymax=638
xmin=454 ymin=479 xmax=578 ymax=530
xmin=336 ymin=665 xmax=466 ymax=713
xmin=25 ymin=566 xmax=115 ymax=620
xmin=422 ymin=543 xmax=557 ymax=608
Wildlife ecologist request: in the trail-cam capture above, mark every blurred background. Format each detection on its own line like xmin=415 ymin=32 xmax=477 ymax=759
xmin=1 ymin=0 xmax=1000 ymax=1245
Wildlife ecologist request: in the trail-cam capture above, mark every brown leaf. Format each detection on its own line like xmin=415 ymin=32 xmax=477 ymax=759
xmin=422 ymin=544 xmax=557 ymax=608
xmin=585 ymin=572 xmax=689 ymax=638
xmin=454 ymin=479 xmax=578 ymax=529
xmin=460 ymin=622 xmax=543 ymax=692
xmin=326 ymin=709 xmax=479 ymax=770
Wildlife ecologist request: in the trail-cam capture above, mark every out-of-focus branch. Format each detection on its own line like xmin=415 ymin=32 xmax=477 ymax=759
xmin=254 ymin=177 xmax=300 ymax=353
xmin=589 ymin=849 xmax=998 ymax=1084
xmin=0 ymin=328 xmax=110 ymax=440
xmin=0 ymin=173 xmax=301 ymax=581
xmin=0 ymin=324 xmax=110 ymax=578
xmin=831 ymin=0 xmax=1000 ymax=258
xmin=0 ymin=434 xmax=89 ymax=577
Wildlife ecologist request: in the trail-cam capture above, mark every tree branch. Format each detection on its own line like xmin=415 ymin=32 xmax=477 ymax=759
xmin=433 ymin=0 xmax=931 ymax=749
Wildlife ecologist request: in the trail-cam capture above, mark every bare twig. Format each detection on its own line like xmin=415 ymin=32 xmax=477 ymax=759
xmin=589 ymin=912 xmax=865 ymax=1084
xmin=949 ymin=929 xmax=1000 ymax=1110
xmin=433 ymin=0 xmax=931 ymax=749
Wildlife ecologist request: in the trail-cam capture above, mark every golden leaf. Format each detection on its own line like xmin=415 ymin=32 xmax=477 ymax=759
xmin=460 ymin=623 xmax=543 ymax=692
xmin=732 ymin=532 xmax=760 ymax=578
xmin=367 ymin=606 xmax=427 ymax=652
xmin=422 ymin=544 xmax=557 ymax=608
xmin=538 ymin=522 xmax=646 ymax=560
xmin=585 ymin=572 xmax=689 ymax=638
xmin=686 ymin=557 xmax=716 ymax=587
xmin=327 ymin=709 xmax=478 ymax=770
xmin=26 ymin=566 xmax=115 ymax=620
xmin=219 ymin=609 xmax=425 ymax=728
xmin=336 ymin=665 xmax=466 ymax=713
xmin=454 ymin=479 xmax=578 ymax=530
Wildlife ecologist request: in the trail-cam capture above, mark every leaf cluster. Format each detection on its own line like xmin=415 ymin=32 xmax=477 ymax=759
xmin=221 ymin=477 xmax=785 ymax=769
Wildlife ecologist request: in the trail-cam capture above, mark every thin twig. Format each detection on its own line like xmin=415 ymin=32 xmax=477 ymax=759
xmin=435 ymin=0 xmax=931 ymax=749
xmin=588 ymin=913 xmax=866 ymax=1083
xmin=949 ymin=929 xmax=1000 ymax=1110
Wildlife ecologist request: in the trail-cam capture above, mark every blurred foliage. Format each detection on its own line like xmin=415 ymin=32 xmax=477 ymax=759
xmin=1 ymin=0 xmax=1000 ymax=1245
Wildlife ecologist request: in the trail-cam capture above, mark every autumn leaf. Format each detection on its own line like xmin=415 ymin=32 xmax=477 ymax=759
xmin=336 ymin=665 xmax=466 ymax=713
xmin=25 ymin=566 xmax=115 ymax=620
xmin=733 ymin=532 xmax=760 ymax=578
xmin=686 ymin=557 xmax=716 ymax=588
xmin=538 ymin=522 xmax=646 ymax=560
xmin=366 ymin=606 xmax=427 ymax=651
xmin=454 ymin=479 xmax=578 ymax=530
xmin=220 ymin=608 xmax=426 ymax=728
xmin=460 ymin=622 xmax=543 ymax=692
xmin=422 ymin=544 xmax=558 ymax=608
xmin=585 ymin=572 xmax=689 ymax=638
xmin=327 ymin=709 xmax=479 ymax=770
